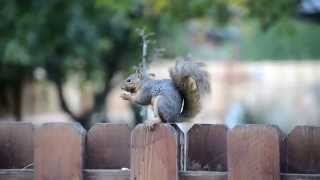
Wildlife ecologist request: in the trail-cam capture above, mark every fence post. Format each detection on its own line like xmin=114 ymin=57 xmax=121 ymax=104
xmin=130 ymin=124 xmax=178 ymax=180
xmin=228 ymin=125 xmax=280 ymax=180
xmin=0 ymin=122 xmax=33 ymax=169
xmin=188 ymin=124 xmax=227 ymax=171
xmin=86 ymin=123 xmax=130 ymax=169
xmin=34 ymin=123 xmax=86 ymax=180
xmin=286 ymin=126 xmax=320 ymax=173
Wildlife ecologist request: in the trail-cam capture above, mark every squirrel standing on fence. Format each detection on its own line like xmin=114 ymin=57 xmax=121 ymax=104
xmin=120 ymin=58 xmax=211 ymax=129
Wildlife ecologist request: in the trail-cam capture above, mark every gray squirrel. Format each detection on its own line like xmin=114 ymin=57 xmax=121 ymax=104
xmin=120 ymin=58 xmax=211 ymax=129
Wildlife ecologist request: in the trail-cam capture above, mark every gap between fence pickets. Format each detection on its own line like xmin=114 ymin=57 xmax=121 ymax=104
xmin=1 ymin=169 xmax=320 ymax=179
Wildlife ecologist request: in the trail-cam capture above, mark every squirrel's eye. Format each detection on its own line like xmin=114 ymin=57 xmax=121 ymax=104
xmin=126 ymin=79 xmax=131 ymax=83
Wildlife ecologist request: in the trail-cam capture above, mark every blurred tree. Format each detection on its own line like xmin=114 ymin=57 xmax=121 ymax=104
xmin=0 ymin=0 xmax=304 ymax=128
xmin=0 ymin=0 xmax=214 ymax=128
xmin=240 ymin=0 xmax=297 ymax=30
xmin=240 ymin=19 xmax=320 ymax=60
xmin=0 ymin=0 xmax=136 ymax=126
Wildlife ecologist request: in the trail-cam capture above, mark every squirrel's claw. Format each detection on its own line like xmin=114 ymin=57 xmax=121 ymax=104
xmin=144 ymin=118 xmax=161 ymax=131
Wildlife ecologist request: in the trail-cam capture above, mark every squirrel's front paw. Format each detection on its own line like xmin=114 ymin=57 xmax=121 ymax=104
xmin=120 ymin=92 xmax=131 ymax=100
xmin=144 ymin=118 xmax=161 ymax=131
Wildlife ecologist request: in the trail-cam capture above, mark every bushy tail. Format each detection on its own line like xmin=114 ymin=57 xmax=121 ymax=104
xmin=169 ymin=58 xmax=211 ymax=121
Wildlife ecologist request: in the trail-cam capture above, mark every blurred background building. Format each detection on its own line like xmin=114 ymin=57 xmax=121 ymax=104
xmin=1 ymin=0 xmax=320 ymax=131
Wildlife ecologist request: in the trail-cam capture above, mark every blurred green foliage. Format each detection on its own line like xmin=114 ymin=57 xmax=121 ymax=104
xmin=0 ymin=0 xmax=228 ymax=126
xmin=241 ymin=20 xmax=320 ymax=60
xmin=0 ymin=0 xmax=308 ymax=127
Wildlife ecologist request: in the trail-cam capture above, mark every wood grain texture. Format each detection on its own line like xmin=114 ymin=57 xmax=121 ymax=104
xmin=84 ymin=170 xmax=228 ymax=180
xmin=180 ymin=171 xmax=227 ymax=180
xmin=188 ymin=124 xmax=227 ymax=171
xmin=130 ymin=124 xmax=178 ymax=180
xmin=0 ymin=122 xmax=33 ymax=169
xmin=86 ymin=123 xmax=130 ymax=169
xmin=0 ymin=169 xmax=33 ymax=180
xmin=2 ymin=169 xmax=320 ymax=180
xmin=34 ymin=123 xmax=86 ymax=180
xmin=84 ymin=169 xmax=130 ymax=180
xmin=281 ymin=173 xmax=320 ymax=180
xmin=228 ymin=125 xmax=280 ymax=180
xmin=286 ymin=126 xmax=320 ymax=173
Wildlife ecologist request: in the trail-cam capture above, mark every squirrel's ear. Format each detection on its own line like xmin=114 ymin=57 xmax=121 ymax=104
xmin=148 ymin=73 xmax=156 ymax=78
xmin=137 ymin=72 xmax=143 ymax=79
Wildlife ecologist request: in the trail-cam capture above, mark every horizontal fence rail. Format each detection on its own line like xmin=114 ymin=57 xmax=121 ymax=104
xmin=2 ymin=169 xmax=320 ymax=180
xmin=0 ymin=122 xmax=320 ymax=180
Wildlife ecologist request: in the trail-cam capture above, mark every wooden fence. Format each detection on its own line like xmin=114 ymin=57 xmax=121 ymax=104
xmin=0 ymin=122 xmax=320 ymax=180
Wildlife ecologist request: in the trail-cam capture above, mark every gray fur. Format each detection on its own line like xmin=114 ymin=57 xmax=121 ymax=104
xmin=134 ymin=78 xmax=183 ymax=122
xmin=121 ymin=58 xmax=211 ymax=123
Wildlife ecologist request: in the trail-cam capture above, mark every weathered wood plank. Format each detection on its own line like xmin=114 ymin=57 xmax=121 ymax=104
xmin=34 ymin=123 xmax=86 ymax=180
xmin=286 ymin=126 xmax=320 ymax=174
xmin=84 ymin=170 xmax=229 ymax=180
xmin=83 ymin=171 xmax=320 ymax=180
xmin=130 ymin=124 xmax=178 ymax=180
xmin=0 ymin=122 xmax=33 ymax=169
xmin=281 ymin=173 xmax=320 ymax=180
xmin=180 ymin=171 xmax=227 ymax=180
xmin=84 ymin=169 xmax=130 ymax=180
xmin=0 ymin=169 xmax=33 ymax=180
xmin=228 ymin=125 xmax=280 ymax=180
xmin=2 ymin=169 xmax=320 ymax=180
xmin=86 ymin=123 xmax=130 ymax=169
xmin=188 ymin=124 xmax=227 ymax=171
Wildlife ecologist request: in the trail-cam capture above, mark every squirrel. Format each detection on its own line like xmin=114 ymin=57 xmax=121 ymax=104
xmin=120 ymin=57 xmax=211 ymax=129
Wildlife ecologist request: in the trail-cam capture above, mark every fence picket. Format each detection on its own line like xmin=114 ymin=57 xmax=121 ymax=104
xmin=188 ymin=124 xmax=227 ymax=171
xmin=1 ymin=122 xmax=320 ymax=180
xmin=130 ymin=124 xmax=178 ymax=180
xmin=34 ymin=123 xmax=85 ymax=180
xmin=286 ymin=126 xmax=320 ymax=173
xmin=0 ymin=122 xmax=33 ymax=169
xmin=86 ymin=123 xmax=130 ymax=169
xmin=228 ymin=125 xmax=280 ymax=180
